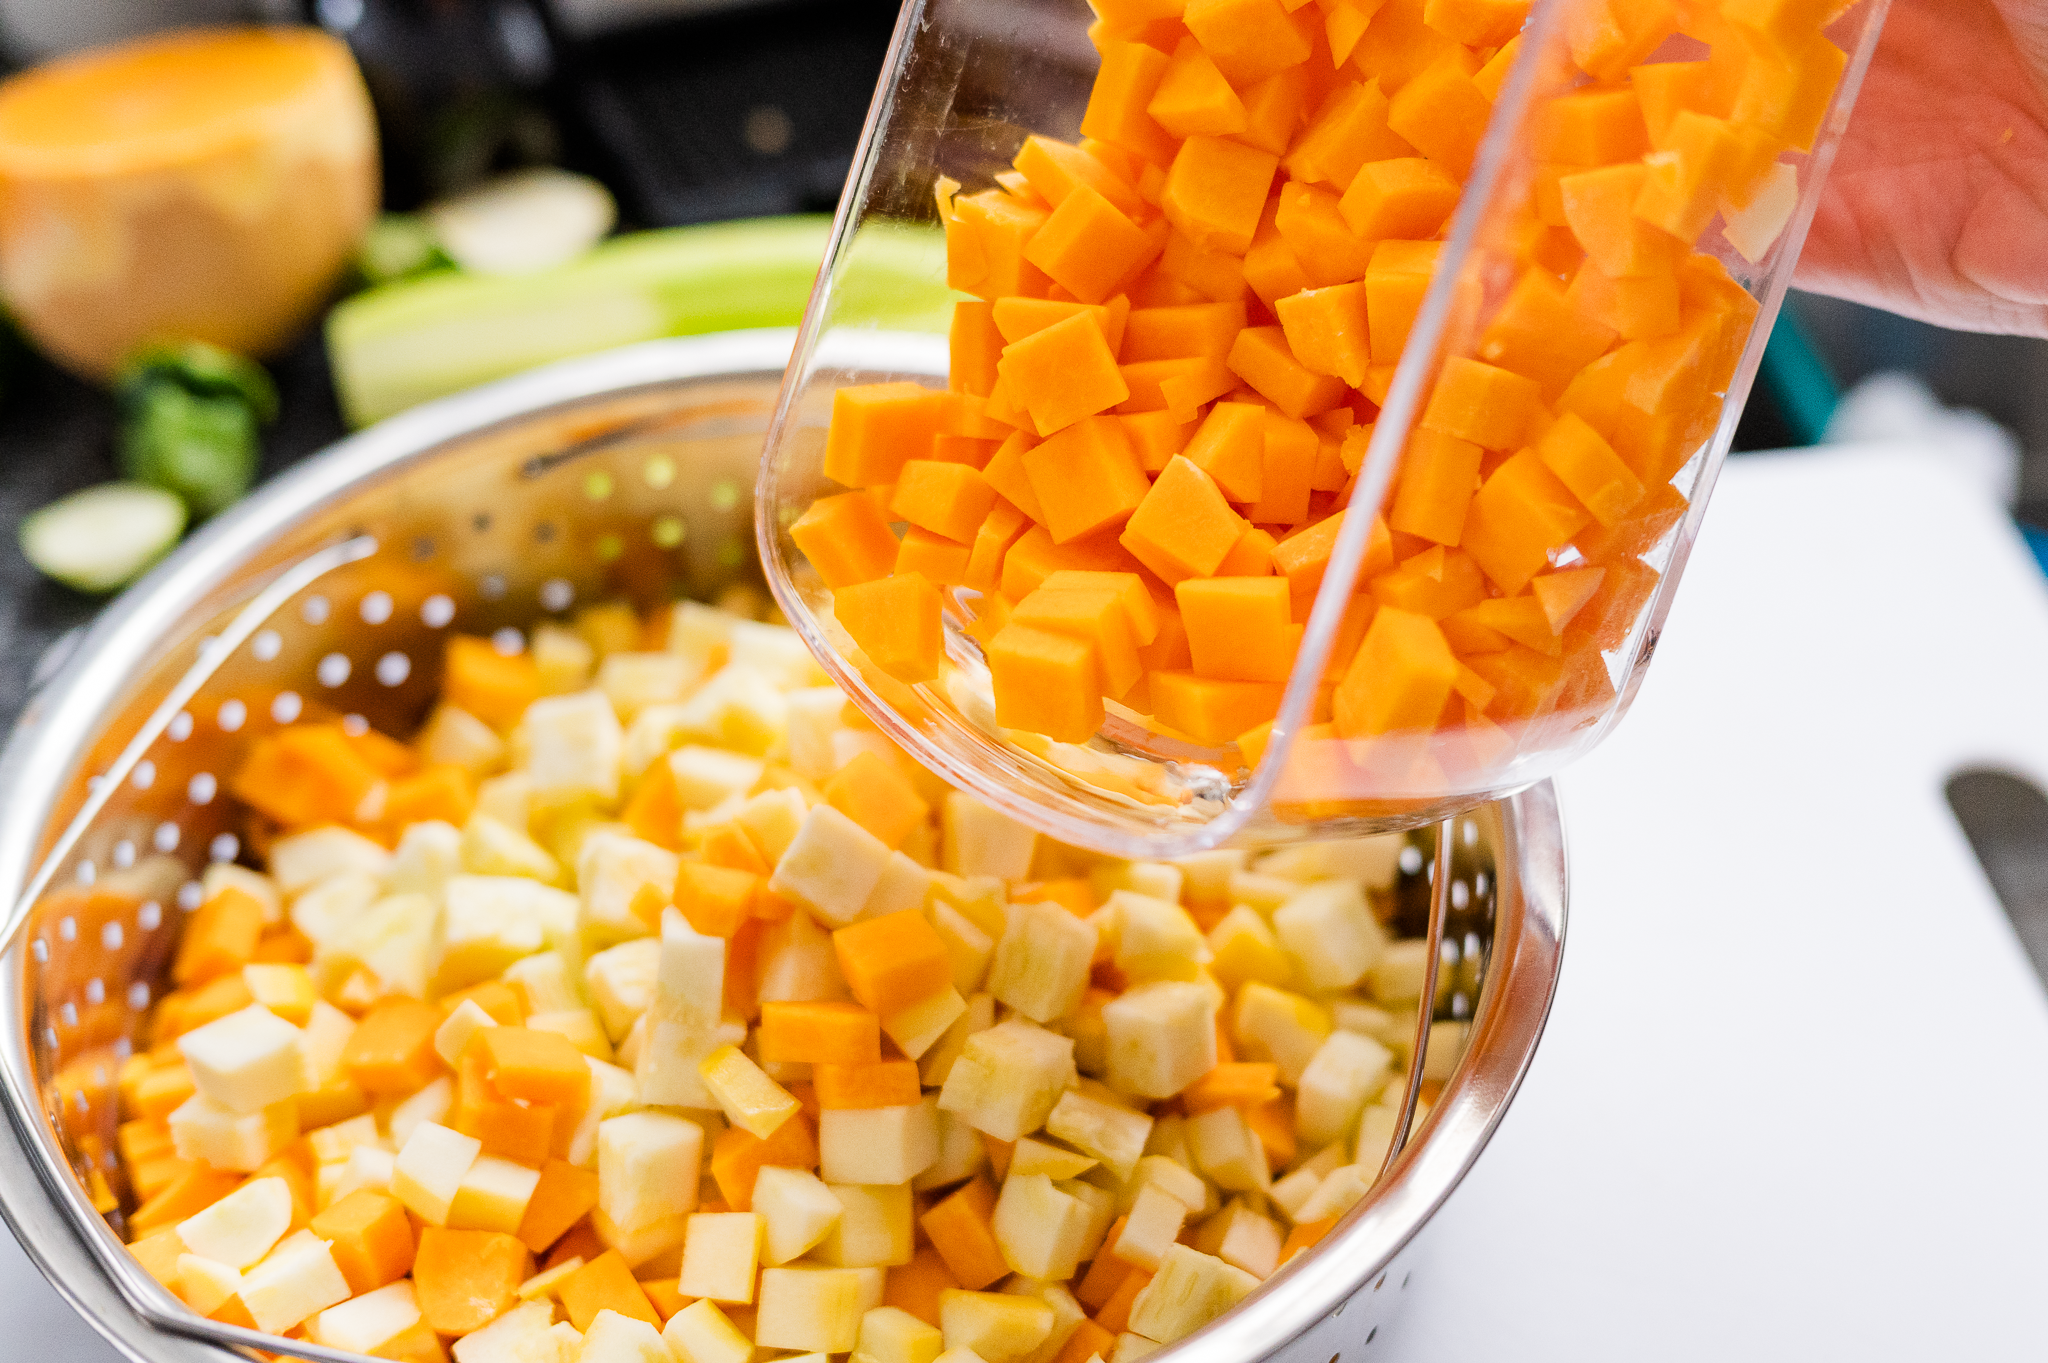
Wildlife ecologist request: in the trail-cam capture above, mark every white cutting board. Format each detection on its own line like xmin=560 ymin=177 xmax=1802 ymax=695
xmin=1384 ymin=444 xmax=2048 ymax=1358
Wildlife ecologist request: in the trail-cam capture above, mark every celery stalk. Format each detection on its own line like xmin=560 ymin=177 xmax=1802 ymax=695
xmin=326 ymin=215 xmax=953 ymax=428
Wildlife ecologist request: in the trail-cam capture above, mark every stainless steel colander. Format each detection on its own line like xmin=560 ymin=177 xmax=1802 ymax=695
xmin=0 ymin=330 xmax=1565 ymax=1363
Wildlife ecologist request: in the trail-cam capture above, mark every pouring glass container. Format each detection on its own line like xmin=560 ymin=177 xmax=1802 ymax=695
xmin=756 ymin=0 xmax=1891 ymax=860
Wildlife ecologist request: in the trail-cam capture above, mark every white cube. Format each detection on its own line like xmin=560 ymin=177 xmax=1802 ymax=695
xmin=769 ymin=804 xmax=894 ymax=928
xmin=939 ymin=1289 xmax=1056 ymax=1363
xmin=309 ymin=1279 xmax=423 ymax=1354
xmin=175 ymin=1175 xmax=291 ymax=1269
xmin=757 ymin=1266 xmax=869 ymax=1353
xmin=269 ymin=825 xmax=391 ymax=894
xmin=1186 ymin=1105 xmax=1266 ymax=1193
xmin=1294 ymin=1030 xmax=1393 ymax=1149
xmin=986 ymin=901 xmax=1096 ymax=1025
xmin=1102 ymin=982 xmax=1217 ymax=1100
xmin=680 ymin=1211 xmax=764 ymax=1303
xmin=578 ymin=832 xmax=680 ymax=946
xmin=1126 ymin=1244 xmax=1258 ymax=1345
xmin=940 ymin=793 xmax=1037 ymax=880
xmin=937 ymin=1020 xmax=1076 ymax=1141
xmin=1271 ymin=880 xmax=1385 ymax=992
xmin=664 ymin=1299 xmax=756 ymax=1363
xmin=581 ymin=1307 xmax=673 ymax=1362
xmin=597 ymin=1110 xmax=703 ymax=1238
xmin=991 ymin=1174 xmax=1092 ymax=1282
xmin=169 ymin=1094 xmax=296 ymax=1172
xmin=812 ymin=1182 xmax=913 ymax=1269
xmin=178 ymin=1004 xmax=306 ymax=1115
xmin=1044 ymin=1089 xmax=1152 ymax=1183
xmin=819 ymin=1103 xmax=939 ymax=1186
xmin=437 ymin=874 xmax=578 ymax=994
xmin=239 ymin=1229 xmax=350 ymax=1335
xmin=522 ymin=689 xmax=624 ymax=803
xmin=753 ymin=1164 xmax=843 ymax=1266
xmin=391 ymin=1121 xmax=483 ymax=1226
xmin=448 ymin=1154 xmax=543 ymax=1234
xmin=585 ymin=936 xmax=664 ymax=1042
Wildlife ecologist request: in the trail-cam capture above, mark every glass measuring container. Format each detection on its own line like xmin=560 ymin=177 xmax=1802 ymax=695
xmin=756 ymin=0 xmax=1891 ymax=859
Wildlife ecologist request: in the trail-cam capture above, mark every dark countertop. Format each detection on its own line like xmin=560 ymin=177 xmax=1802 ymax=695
xmin=0 ymin=330 xmax=349 ymax=736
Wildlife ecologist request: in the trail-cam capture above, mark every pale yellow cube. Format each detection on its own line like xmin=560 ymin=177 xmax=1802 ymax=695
xmin=578 ymin=832 xmax=679 ymax=946
xmin=434 ymin=997 xmax=498 ymax=1067
xmin=917 ymin=991 xmax=994 ymax=1090
xmin=1271 ymin=880 xmax=1385 ymax=992
xmin=599 ymin=650 xmax=699 ymax=718
xmin=1294 ymin=1030 xmax=1392 ymax=1149
xmin=769 ymin=804 xmax=893 ymax=928
xmin=419 ymin=702 xmax=507 ymax=776
xmin=1186 ymin=1105 xmax=1266 ymax=1194
xmin=240 ymin=1229 xmax=350 ymax=1335
xmin=1044 ymin=1089 xmax=1151 ymax=1183
xmin=819 ymin=1102 xmax=939 ymax=1186
xmin=755 ymin=902 xmax=853 ymax=1004
xmin=391 ymin=1121 xmax=483 ymax=1225
xmin=1008 ymin=1137 xmax=1096 ymax=1181
xmin=670 ymin=664 xmax=788 ymax=756
xmin=857 ymin=1305 xmax=944 ymax=1363
xmin=884 ymin=987 xmax=966 ymax=1061
xmin=584 ymin=936 xmax=663 ymax=1042
xmin=1205 ymin=907 xmax=1294 ymax=993
xmin=753 ymin=1164 xmax=842 ymax=1266
xmin=436 ymin=873 xmax=578 ymax=993
xmin=1089 ymin=861 xmax=1183 ymax=906
xmin=1102 ymin=982 xmax=1217 ymax=1100
xmin=169 ymin=1094 xmax=297 ymax=1172
xmin=1126 ymin=1245 xmax=1258 ymax=1345
xmin=269 ymin=825 xmax=390 ymax=893
xmin=581 ymin=1307 xmax=674 ymax=1363
xmin=288 ymin=872 xmax=381 ymax=952
xmin=664 ymin=1298 xmax=757 ymax=1363
xmin=987 ymin=901 xmax=1096 ymax=1025
xmin=939 ymin=1290 xmax=1055 ymax=1363
xmin=1231 ymin=983 xmax=1332 ymax=1086
xmin=1105 ymin=891 xmax=1209 ymax=984
xmin=448 ymin=1154 xmax=542 ymax=1234
xmin=991 ymin=1174 xmax=1092 ymax=1282
xmin=940 ymin=793 xmax=1037 ymax=881
xmin=700 ymin=1045 xmax=799 ymax=1140
xmin=1293 ymin=1163 xmax=1371 ymax=1223
xmin=680 ymin=1211 xmax=764 ymax=1303
xmin=737 ymin=787 xmax=811 ymax=862
xmin=912 ymin=1107 xmax=989 ymax=1193
xmin=178 ymin=1004 xmax=305 ymax=1115
xmin=756 ymin=1266 xmax=869 ymax=1353
xmin=1193 ymin=1202 xmax=1281 ymax=1280
xmin=386 ymin=1074 xmax=454 ymax=1149
xmin=1111 ymin=1182 xmax=1187 ymax=1271
xmin=308 ymin=1279 xmax=422 ymax=1354
xmin=937 ymin=1020 xmax=1076 ymax=1142
xmin=459 ymin=812 xmax=564 ymax=883
xmin=813 ymin=1182 xmax=914 ymax=1268
xmin=173 ymin=1253 xmax=240 ymax=1316
xmin=670 ymin=745 xmax=766 ymax=811
xmin=931 ymin=903 xmax=994 ymax=997
xmin=176 ymin=1174 xmax=291 ymax=1269
xmin=522 ymin=689 xmax=624 ymax=803
xmin=597 ymin=1111 xmax=703 ymax=1238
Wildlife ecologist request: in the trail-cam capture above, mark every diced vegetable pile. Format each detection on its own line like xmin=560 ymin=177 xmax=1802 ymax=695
xmin=793 ymin=0 xmax=1844 ymax=774
xmin=103 ymin=594 xmax=1465 ymax=1362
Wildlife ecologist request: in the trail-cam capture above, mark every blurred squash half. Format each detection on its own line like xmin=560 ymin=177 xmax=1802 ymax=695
xmin=0 ymin=27 xmax=377 ymax=378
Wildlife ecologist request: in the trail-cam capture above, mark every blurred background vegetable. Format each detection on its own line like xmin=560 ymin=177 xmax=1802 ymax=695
xmin=116 ymin=341 xmax=280 ymax=518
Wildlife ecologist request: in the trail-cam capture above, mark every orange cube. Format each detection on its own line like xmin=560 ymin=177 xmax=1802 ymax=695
xmin=823 ymin=383 xmax=947 ymax=489
xmin=885 ymin=1245 xmax=962 ymax=1328
xmin=1149 ymin=671 xmax=1285 ymax=746
xmin=825 ymin=750 xmax=930 ymax=850
xmin=1532 ymin=85 xmax=1650 ymax=165
xmin=1120 ymin=455 xmax=1249 ymax=585
xmin=228 ymin=723 xmax=384 ymax=829
xmin=998 ymin=311 xmax=1132 ymax=437
xmin=1183 ymin=0 xmax=1311 ymax=86
xmin=1122 ymin=301 xmax=1248 ymax=362
xmin=1247 ymin=410 xmax=1317 ymax=525
xmin=1023 ymin=185 xmax=1164 ymax=303
xmin=893 ymin=461 xmax=1001 ymax=544
xmin=1013 ymin=134 xmax=1146 ymax=218
xmin=1424 ymin=0 xmax=1531 ymax=45
xmin=1041 ymin=569 xmax=1162 ymax=646
xmin=833 ymin=910 xmax=952 ymax=1016
xmin=1121 ymin=410 xmax=1200 ymax=471
xmin=1022 ymin=415 xmax=1153 ymax=545
xmin=813 ymin=1060 xmax=923 ymax=1109
xmin=1161 ymin=134 xmax=1279 ymax=255
xmin=1080 ymin=41 xmax=1177 ymax=165
xmin=757 ymin=1001 xmax=881 ymax=1066
xmin=1147 ymin=37 xmax=1249 ymax=138
xmin=1177 ymin=577 xmax=1298 ymax=683
xmin=1338 ymin=157 xmax=1462 ymax=242
xmin=950 ymin=300 xmax=1004 ymax=396
xmin=1421 ymin=357 xmax=1543 ymax=451
xmin=309 ymin=1189 xmax=415 ymax=1295
xmin=1275 ymin=281 xmax=1372 ymax=388
xmin=413 ymin=1228 xmax=532 ymax=1335
xmin=479 ymin=1027 xmax=591 ymax=1106
xmin=1365 ymin=240 xmax=1441 ymax=367
xmin=708 ymin=1112 xmax=819 ymax=1211
xmin=516 ymin=1159 xmax=601 ymax=1254
xmin=342 ymin=998 xmax=443 ymax=1096
xmin=1536 ymin=413 xmax=1645 ymax=527
xmin=1283 ymin=79 xmax=1411 ymax=188
xmin=1182 ymin=401 xmax=1267 ymax=504
xmin=1389 ymin=428 xmax=1484 ymax=546
xmin=1274 ymin=182 xmax=1375 ymax=287
xmin=171 ymin=887 xmax=264 ymax=986
xmin=1013 ymin=585 xmax=1145 ymax=699
xmin=1564 ymin=0 xmax=1680 ymax=82
xmin=1566 ymin=261 xmax=1680 ymax=342
xmin=1459 ymin=451 xmax=1592 ymax=595
xmin=919 ymin=1177 xmax=1009 ymax=1289
xmin=966 ymin=499 xmax=1034 ymax=593
xmin=1385 ymin=49 xmax=1490 ymax=177
xmin=790 ymin=492 xmax=902 ymax=590
xmin=1558 ymin=164 xmax=1684 ymax=279
xmin=1331 ymin=606 xmax=1459 ymax=738
xmin=1227 ymin=326 xmax=1348 ymax=419
xmin=561 ymin=1250 xmax=661 ymax=1331
xmin=835 ymin=574 xmax=945 ymax=684
xmin=676 ymin=862 xmax=760 ymax=938
xmin=988 ymin=623 xmax=1105 ymax=742
xmin=1370 ymin=545 xmax=1487 ymax=620
xmin=948 ymin=190 xmax=1052 ymax=300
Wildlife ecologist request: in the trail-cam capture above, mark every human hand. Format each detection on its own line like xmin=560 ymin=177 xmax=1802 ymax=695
xmin=1796 ymin=0 xmax=2048 ymax=336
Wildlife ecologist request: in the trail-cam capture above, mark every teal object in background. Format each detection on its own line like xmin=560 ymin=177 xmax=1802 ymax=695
xmin=1758 ymin=306 xmax=1842 ymax=447
xmin=2022 ymin=523 xmax=2048 ymax=578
